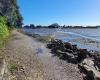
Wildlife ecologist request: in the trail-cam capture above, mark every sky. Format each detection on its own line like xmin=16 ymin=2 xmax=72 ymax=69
xmin=17 ymin=0 xmax=100 ymax=26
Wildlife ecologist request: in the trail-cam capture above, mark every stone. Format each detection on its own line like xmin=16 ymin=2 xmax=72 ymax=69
xmin=72 ymin=44 xmax=78 ymax=51
xmin=77 ymin=49 xmax=88 ymax=62
xmin=94 ymin=54 xmax=100 ymax=70
xmin=56 ymin=50 xmax=77 ymax=63
xmin=64 ymin=42 xmax=73 ymax=50
xmin=79 ymin=59 xmax=100 ymax=80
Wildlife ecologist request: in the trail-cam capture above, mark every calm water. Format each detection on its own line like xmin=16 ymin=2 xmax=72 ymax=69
xmin=24 ymin=28 xmax=100 ymax=51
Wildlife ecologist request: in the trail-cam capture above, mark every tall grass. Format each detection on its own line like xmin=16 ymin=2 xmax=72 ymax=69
xmin=0 ymin=16 xmax=9 ymax=47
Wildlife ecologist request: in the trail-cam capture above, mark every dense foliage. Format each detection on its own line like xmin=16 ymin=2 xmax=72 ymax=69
xmin=0 ymin=0 xmax=23 ymax=47
xmin=0 ymin=0 xmax=23 ymax=28
xmin=0 ymin=16 xmax=9 ymax=46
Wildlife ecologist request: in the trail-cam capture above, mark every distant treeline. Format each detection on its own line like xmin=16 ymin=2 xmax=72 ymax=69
xmin=24 ymin=23 xmax=100 ymax=29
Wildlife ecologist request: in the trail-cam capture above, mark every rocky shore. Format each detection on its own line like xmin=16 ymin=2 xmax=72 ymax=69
xmin=19 ymin=30 xmax=100 ymax=80
xmin=47 ymin=39 xmax=100 ymax=80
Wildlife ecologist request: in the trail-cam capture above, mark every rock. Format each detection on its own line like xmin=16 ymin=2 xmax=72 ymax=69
xmin=47 ymin=43 xmax=54 ymax=49
xmin=50 ymin=39 xmax=66 ymax=51
xmin=94 ymin=54 xmax=100 ymax=70
xmin=79 ymin=59 xmax=100 ymax=80
xmin=57 ymin=50 xmax=74 ymax=58
xmin=65 ymin=49 xmax=74 ymax=53
xmin=64 ymin=42 xmax=73 ymax=50
xmin=47 ymin=39 xmax=91 ymax=64
xmin=56 ymin=50 xmax=77 ymax=63
xmin=72 ymin=44 xmax=78 ymax=51
xmin=77 ymin=49 xmax=88 ymax=62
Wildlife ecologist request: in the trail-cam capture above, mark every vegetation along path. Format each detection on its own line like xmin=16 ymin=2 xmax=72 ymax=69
xmin=4 ymin=30 xmax=84 ymax=80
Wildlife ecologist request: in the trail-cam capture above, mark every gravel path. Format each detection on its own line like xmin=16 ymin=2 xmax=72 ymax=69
xmin=4 ymin=31 xmax=84 ymax=80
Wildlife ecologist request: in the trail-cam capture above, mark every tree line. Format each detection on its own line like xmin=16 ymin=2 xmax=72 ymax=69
xmin=24 ymin=23 xmax=100 ymax=29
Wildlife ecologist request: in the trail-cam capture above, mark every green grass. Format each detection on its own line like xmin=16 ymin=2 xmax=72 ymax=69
xmin=0 ymin=16 xmax=9 ymax=47
xmin=8 ymin=60 xmax=18 ymax=72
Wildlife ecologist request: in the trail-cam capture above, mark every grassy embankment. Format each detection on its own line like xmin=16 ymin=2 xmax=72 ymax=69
xmin=0 ymin=16 xmax=9 ymax=48
xmin=0 ymin=16 xmax=19 ymax=73
xmin=0 ymin=16 xmax=10 ymax=60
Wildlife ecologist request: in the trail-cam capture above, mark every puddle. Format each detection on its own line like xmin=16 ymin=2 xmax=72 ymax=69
xmin=35 ymin=48 xmax=43 ymax=54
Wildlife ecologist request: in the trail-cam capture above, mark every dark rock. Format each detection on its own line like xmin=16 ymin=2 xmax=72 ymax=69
xmin=94 ymin=54 xmax=100 ymax=70
xmin=65 ymin=49 xmax=74 ymax=53
xmin=72 ymin=44 xmax=78 ymax=51
xmin=47 ymin=39 xmax=91 ymax=64
xmin=49 ymin=39 xmax=66 ymax=51
xmin=77 ymin=49 xmax=88 ymax=62
xmin=64 ymin=42 xmax=73 ymax=50
xmin=47 ymin=43 xmax=54 ymax=49
xmin=56 ymin=50 xmax=77 ymax=63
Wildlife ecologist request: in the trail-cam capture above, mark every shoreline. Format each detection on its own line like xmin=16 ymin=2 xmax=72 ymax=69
xmin=18 ymin=29 xmax=100 ymax=80
xmin=3 ymin=30 xmax=84 ymax=80
xmin=21 ymin=29 xmax=100 ymax=52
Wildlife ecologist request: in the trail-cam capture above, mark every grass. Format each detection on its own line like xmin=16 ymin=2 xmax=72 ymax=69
xmin=0 ymin=16 xmax=9 ymax=47
xmin=8 ymin=60 xmax=18 ymax=72
xmin=37 ymin=35 xmax=53 ymax=43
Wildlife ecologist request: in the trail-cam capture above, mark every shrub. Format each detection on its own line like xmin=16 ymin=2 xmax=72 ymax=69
xmin=8 ymin=60 xmax=18 ymax=72
xmin=0 ymin=16 xmax=9 ymax=47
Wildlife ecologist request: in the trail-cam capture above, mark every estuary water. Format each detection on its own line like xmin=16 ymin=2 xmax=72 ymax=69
xmin=24 ymin=28 xmax=100 ymax=51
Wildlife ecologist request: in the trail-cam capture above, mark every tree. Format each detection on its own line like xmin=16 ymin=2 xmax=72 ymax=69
xmin=0 ymin=0 xmax=23 ymax=28
xmin=30 ymin=24 xmax=35 ymax=29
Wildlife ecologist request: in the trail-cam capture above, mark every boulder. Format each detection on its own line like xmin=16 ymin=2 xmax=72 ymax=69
xmin=79 ymin=59 xmax=100 ymax=80
xmin=56 ymin=50 xmax=77 ymax=63
xmin=94 ymin=54 xmax=100 ymax=70
xmin=64 ymin=42 xmax=73 ymax=50
xmin=72 ymin=44 xmax=78 ymax=51
xmin=47 ymin=43 xmax=55 ymax=49
xmin=50 ymin=39 xmax=66 ymax=51
xmin=77 ymin=49 xmax=88 ymax=62
xmin=65 ymin=49 xmax=73 ymax=53
xmin=47 ymin=39 xmax=90 ymax=64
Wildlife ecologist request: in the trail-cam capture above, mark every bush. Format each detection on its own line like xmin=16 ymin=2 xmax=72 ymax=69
xmin=0 ymin=16 xmax=9 ymax=47
xmin=8 ymin=60 xmax=18 ymax=72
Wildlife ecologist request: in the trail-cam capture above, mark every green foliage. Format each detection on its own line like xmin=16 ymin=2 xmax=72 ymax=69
xmin=8 ymin=60 xmax=18 ymax=71
xmin=0 ymin=0 xmax=23 ymax=28
xmin=0 ymin=16 xmax=9 ymax=47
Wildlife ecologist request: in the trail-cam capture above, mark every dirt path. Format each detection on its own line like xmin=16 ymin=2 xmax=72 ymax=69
xmin=4 ymin=30 xmax=84 ymax=80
